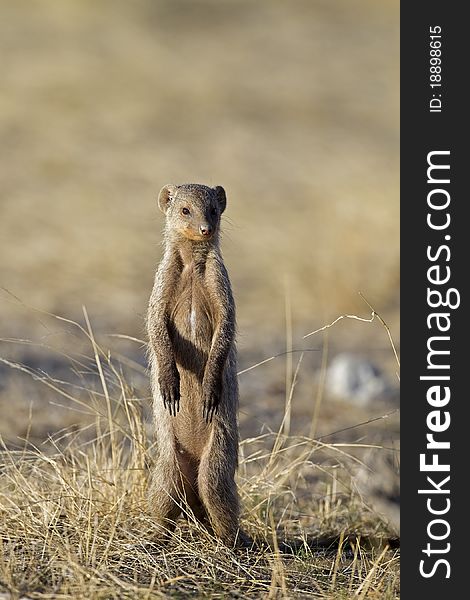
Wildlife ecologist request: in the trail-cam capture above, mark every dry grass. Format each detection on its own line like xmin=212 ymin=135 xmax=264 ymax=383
xmin=0 ymin=313 xmax=399 ymax=599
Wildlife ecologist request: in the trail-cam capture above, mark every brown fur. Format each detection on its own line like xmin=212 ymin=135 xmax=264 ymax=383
xmin=147 ymin=183 xmax=245 ymax=547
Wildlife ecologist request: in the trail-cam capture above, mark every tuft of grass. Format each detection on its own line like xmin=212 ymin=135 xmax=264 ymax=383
xmin=0 ymin=313 xmax=399 ymax=599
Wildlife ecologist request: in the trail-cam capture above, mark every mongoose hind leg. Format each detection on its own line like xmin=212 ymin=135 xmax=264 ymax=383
xmin=149 ymin=455 xmax=182 ymax=540
xmin=197 ymin=430 xmax=242 ymax=547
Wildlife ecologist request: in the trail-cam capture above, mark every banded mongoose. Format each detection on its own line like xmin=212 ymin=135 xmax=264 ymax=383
xmin=147 ymin=183 xmax=245 ymax=546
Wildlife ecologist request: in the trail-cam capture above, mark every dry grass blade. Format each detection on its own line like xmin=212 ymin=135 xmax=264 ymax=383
xmin=354 ymin=544 xmax=389 ymax=598
xmin=310 ymin=331 xmax=329 ymax=439
xmin=303 ymin=292 xmax=400 ymax=381
xmin=284 ymin=279 xmax=293 ymax=439
xmin=82 ymin=306 xmax=117 ymax=477
xmin=330 ymin=530 xmax=345 ymax=591
xmin=267 ymin=511 xmax=288 ymax=599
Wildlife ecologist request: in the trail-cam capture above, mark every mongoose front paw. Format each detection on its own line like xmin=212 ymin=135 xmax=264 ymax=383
xmin=159 ymin=367 xmax=180 ymax=416
xmin=202 ymin=379 xmax=222 ymax=423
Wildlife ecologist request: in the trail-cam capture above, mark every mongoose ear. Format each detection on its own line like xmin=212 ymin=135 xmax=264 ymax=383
xmin=158 ymin=184 xmax=177 ymax=214
xmin=213 ymin=186 xmax=227 ymax=214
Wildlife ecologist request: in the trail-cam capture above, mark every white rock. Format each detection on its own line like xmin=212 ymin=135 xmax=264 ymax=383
xmin=326 ymin=352 xmax=391 ymax=405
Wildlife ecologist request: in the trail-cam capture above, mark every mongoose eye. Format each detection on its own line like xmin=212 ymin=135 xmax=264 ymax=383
xmin=210 ymin=207 xmax=218 ymax=216
xmin=181 ymin=207 xmax=191 ymax=216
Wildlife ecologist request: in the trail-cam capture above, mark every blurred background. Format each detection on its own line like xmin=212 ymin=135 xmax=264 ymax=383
xmin=0 ymin=0 xmax=399 ymax=523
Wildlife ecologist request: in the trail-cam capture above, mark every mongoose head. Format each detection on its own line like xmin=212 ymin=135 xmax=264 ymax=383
xmin=158 ymin=183 xmax=226 ymax=242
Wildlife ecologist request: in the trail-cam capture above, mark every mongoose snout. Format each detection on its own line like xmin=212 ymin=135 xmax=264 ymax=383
xmin=199 ymin=223 xmax=212 ymax=237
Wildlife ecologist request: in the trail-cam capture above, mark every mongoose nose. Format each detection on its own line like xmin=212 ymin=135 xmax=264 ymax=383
xmin=199 ymin=224 xmax=212 ymax=236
